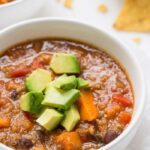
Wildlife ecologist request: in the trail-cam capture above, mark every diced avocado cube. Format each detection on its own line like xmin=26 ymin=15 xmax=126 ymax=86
xmin=20 ymin=92 xmax=44 ymax=114
xmin=77 ymin=78 xmax=89 ymax=89
xmin=51 ymin=74 xmax=78 ymax=90
xmin=36 ymin=108 xmax=64 ymax=131
xmin=61 ymin=105 xmax=80 ymax=131
xmin=50 ymin=53 xmax=80 ymax=74
xmin=26 ymin=69 xmax=51 ymax=92
xmin=42 ymin=86 xmax=80 ymax=110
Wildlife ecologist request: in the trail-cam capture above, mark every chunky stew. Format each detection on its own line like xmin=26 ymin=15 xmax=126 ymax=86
xmin=0 ymin=39 xmax=134 ymax=150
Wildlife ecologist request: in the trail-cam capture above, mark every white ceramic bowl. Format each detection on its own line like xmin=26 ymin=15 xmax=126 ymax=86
xmin=0 ymin=18 xmax=146 ymax=150
xmin=0 ymin=0 xmax=46 ymax=29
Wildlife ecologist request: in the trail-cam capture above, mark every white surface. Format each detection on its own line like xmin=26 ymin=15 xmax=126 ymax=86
xmin=0 ymin=0 xmax=46 ymax=28
xmin=0 ymin=0 xmax=149 ymax=150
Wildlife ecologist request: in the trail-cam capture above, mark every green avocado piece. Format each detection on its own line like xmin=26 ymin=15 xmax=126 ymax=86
xmin=50 ymin=53 xmax=80 ymax=74
xmin=61 ymin=105 xmax=80 ymax=131
xmin=20 ymin=92 xmax=44 ymax=114
xmin=77 ymin=78 xmax=89 ymax=89
xmin=42 ymin=86 xmax=80 ymax=110
xmin=36 ymin=108 xmax=64 ymax=131
xmin=51 ymin=74 xmax=78 ymax=90
xmin=26 ymin=69 xmax=51 ymax=92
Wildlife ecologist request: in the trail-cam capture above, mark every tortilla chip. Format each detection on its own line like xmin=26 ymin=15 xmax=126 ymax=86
xmin=98 ymin=4 xmax=108 ymax=13
xmin=132 ymin=37 xmax=141 ymax=44
xmin=114 ymin=0 xmax=150 ymax=32
xmin=64 ymin=0 xmax=73 ymax=9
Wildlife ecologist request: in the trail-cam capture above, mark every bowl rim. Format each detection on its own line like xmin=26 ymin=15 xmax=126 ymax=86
xmin=0 ymin=18 xmax=146 ymax=150
xmin=0 ymin=0 xmax=25 ymax=8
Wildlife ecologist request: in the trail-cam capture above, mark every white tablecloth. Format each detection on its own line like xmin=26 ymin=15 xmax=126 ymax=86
xmin=1 ymin=0 xmax=150 ymax=149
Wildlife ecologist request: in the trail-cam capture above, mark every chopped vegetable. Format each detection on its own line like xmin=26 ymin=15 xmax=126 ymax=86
xmin=0 ymin=118 xmax=10 ymax=128
xmin=42 ymin=86 xmax=80 ymax=110
xmin=105 ymin=105 xmax=121 ymax=119
xmin=118 ymin=112 xmax=131 ymax=125
xmin=31 ymin=59 xmax=44 ymax=70
xmin=57 ymin=132 xmax=82 ymax=150
xmin=50 ymin=53 xmax=80 ymax=74
xmin=51 ymin=74 xmax=78 ymax=90
xmin=77 ymin=78 xmax=89 ymax=89
xmin=112 ymin=95 xmax=132 ymax=107
xmin=26 ymin=69 xmax=51 ymax=92
xmin=34 ymin=146 xmax=45 ymax=150
xmin=61 ymin=105 xmax=80 ymax=131
xmin=77 ymin=91 xmax=99 ymax=121
xmin=20 ymin=92 xmax=44 ymax=114
xmin=31 ymin=54 xmax=51 ymax=70
xmin=7 ymin=67 xmax=30 ymax=78
xmin=0 ymin=99 xmax=5 ymax=107
xmin=36 ymin=108 xmax=64 ymax=131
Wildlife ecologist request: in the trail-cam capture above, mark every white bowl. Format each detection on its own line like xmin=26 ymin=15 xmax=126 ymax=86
xmin=0 ymin=0 xmax=46 ymax=29
xmin=0 ymin=18 xmax=146 ymax=150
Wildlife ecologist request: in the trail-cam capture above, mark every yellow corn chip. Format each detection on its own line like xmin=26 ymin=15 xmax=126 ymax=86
xmin=132 ymin=37 xmax=141 ymax=44
xmin=64 ymin=0 xmax=73 ymax=9
xmin=114 ymin=0 xmax=150 ymax=32
xmin=98 ymin=4 xmax=108 ymax=13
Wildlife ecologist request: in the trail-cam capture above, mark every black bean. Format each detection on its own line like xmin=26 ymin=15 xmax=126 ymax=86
xmin=0 ymin=56 xmax=11 ymax=64
xmin=88 ymin=134 xmax=102 ymax=143
xmin=104 ymin=130 xmax=119 ymax=144
xmin=18 ymin=138 xmax=33 ymax=148
xmin=10 ymin=90 xmax=18 ymax=101
xmin=36 ymin=130 xmax=45 ymax=142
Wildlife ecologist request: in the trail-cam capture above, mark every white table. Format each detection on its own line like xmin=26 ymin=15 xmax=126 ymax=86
xmin=1 ymin=0 xmax=150 ymax=149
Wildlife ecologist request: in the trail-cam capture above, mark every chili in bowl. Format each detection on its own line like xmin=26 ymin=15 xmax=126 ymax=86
xmin=0 ymin=18 xmax=146 ymax=150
